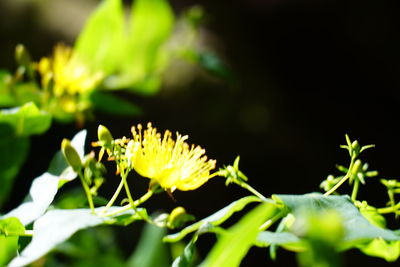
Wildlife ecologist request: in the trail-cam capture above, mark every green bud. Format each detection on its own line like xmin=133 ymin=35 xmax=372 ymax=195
xmin=351 ymin=140 xmax=361 ymax=157
xmin=15 ymin=44 xmax=32 ymax=66
xmin=61 ymin=139 xmax=82 ymax=172
xmin=98 ymin=125 xmax=113 ymax=144
xmin=167 ymin=207 xmax=195 ymax=229
xmin=351 ymin=159 xmax=362 ymax=175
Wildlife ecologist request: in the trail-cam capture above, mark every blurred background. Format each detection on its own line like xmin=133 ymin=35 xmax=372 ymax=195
xmin=1 ymin=0 xmax=400 ymax=266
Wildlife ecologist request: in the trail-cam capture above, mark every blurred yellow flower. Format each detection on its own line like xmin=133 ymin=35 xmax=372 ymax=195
xmin=37 ymin=44 xmax=103 ymax=96
xmin=126 ymin=123 xmax=217 ymax=192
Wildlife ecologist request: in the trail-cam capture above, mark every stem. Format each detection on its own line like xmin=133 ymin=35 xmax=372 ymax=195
xmin=6 ymin=230 xmax=34 ymax=237
xmin=377 ymin=202 xmax=400 ymax=214
xmin=100 ymin=179 xmax=124 ymax=215
xmin=259 ymin=209 xmax=287 ymax=231
xmin=120 ymin=167 xmax=135 ymax=206
xmin=324 ymin=157 xmax=355 ymax=196
xmin=22 ymin=230 xmax=34 ymax=236
xmin=351 ymin=179 xmax=360 ymax=202
xmin=101 ymin=190 xmax=154 ymax=218
xmin=241 ymin=183 xmax=268 ymax=201
xmin=78 ymin=170 xmax=95 ymax=213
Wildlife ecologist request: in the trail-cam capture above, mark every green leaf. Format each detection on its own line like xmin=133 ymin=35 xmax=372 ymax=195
xmin=202 ymin=203 xmax=277 ymax=267
xmin=75 ymin=0 xmax=125 ymax=74
xmin=358 ymin=238 xmax=400 ymax=262
xmin=0 ymin=217 xmax=25 ymax=266
xmin=121 ymin=0 xmax=174 ymax=94
xmin=2 ymin=130 xmax=87 ymax=224
xmin=274 ymin=193 xmax=400 ymax=244
xmin=0 ymin=102 xmax=51 ymax=137
xmin=359 ymin=204 xmax=387 ymax=229
xmin=90 ymin=91 xmax=142 ymax=116
xmin=0 ymin=124 xmax=30 ymax=207
xmin=0 ymin=217 xmax=25 ymax=237
xmin=255 ymin=231 xmax=305 ymax=252
xmin=127 ymin=223 xmax=169 ymax=267
xmin=163 ymin=196 xmax=261 ymax=242
xmin=172 ymin=238 xmax=197 ymax=267
xmin=8 ymin=207 xmax=144 ymax=267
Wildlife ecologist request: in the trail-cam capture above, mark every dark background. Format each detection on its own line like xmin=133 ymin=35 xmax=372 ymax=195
xmin=1 ymin=0 xmax=400 ymax=266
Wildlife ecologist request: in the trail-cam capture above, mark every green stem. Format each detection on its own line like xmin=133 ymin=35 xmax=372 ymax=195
xmin=351 ymin=179 xmax=360 ymax=202
xmin=241 ymin=183 xmax=268 ymax=201
xmin=6 ymin=230 xmax=34 ymax=237
xmin=100 ymin=179 xmax=124 ymax=215
xmin=78 ymin=170 xmax=95 ymax=213
xmin=377 ymin=202 xmax=400 ymax=214
xmin=259 ymin=209 xmax=287 ymax=231
xmin=324 ymin=157 xmax=355 ymax=196
xmin=101 ymin=190 xmax=154 ymax=218
xmin=120 ymin=167 xmax=136 ymax=208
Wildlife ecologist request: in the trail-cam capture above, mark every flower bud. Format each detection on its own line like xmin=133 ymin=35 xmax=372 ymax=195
xmin=351 ymin=140 xmax=361 ymax=157
xmin=61 ymin=139 xmax=82 ymax=172
xmin=15 ymin=44 xmax=32 ymax=66
xmin=98 ymin=125 xmax=113 ymax=144
xmin=167 ymin=207 xmax=195 ymax=229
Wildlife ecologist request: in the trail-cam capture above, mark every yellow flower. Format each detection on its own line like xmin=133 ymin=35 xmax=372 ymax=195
xmin=126 ymin=123 xmax=217 ymax=192
xmin=38 ymin=43 xmax=103 ymax=96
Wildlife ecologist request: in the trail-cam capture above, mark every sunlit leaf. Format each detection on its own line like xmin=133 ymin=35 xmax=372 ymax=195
xmin=0 ymin=102 xmax=51 ymax=137
xmin=163 ymin=196 xmax=261 ymax=242
xmin=358 ymin=238 xmax=400 ymax=262
xmin=202 ymin=203 xmax=276 ymax=267
xmin=255 ymin=231 xmax=305 ymax=252
xmin=8 ymin=207 xmax=144 ymax=267
xmin=121 ymin=0 xmax=174 ymax=94
xmin=274 ymin=193 xmax=400 ymax=244
xmin=2 ymin=130 xmax=87 ymax=224
xmin=75 ymin=0 xmax=125 ymax=74
xmin=359 ymin=204 xmax=387 ymax=229
xmin=2 ymin=173 xmax=59 ymax=226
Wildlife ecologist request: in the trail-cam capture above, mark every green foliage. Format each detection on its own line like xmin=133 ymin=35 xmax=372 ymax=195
xmin=202 ymin=203 xmax=276 ymax=267
xmin=163 ymin=196 xmax=261 ymax=242
xmin=358 ymin=238 xmax=400 ymax=262
xmin=76 ymin=0 xmax=174 ymax=94
xmin=1 ymin=1 xmax=400 ymax=266
xmin=8 ymin=207 xmax=144 ymax=267
xmin=2 ymin=173 xmax=60 ymax=226
xmin=127 ymin=223 xmax=169 ymax=267
xmin=74 ymin=0 xmax=125 ymax=75
xmin=0 ymin=102 xmax=51 ymax=137
xmin=274 ymin=193 xmax=400 ymax=244
xmin=3 ymin=124 xmax=400 ymax=266
xmin=171 ymin=238 xmax=197 ymax=267
xmin=0 ymin=102 xmax=51 ymax=207
xmin=0 ymin=217 xmax=25 ymax=266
